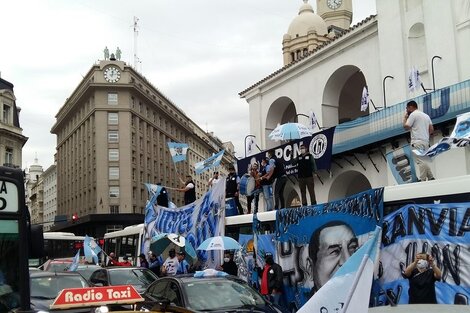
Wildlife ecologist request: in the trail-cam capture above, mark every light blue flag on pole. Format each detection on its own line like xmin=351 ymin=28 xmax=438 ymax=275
xmin=84 ymin=235 xmax=102 ymax=264
xmin=195 ymin=150 xmax=225 ymax=175
xmin=167 ymin=142 xmax=189 ymax=163
xmin=68 ymin=250 xmax=80 ymax=272
xmin=298 ymin=226 xmax=382 ymax=313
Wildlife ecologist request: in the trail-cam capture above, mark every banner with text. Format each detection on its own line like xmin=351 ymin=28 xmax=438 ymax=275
xmin=378 ymin=203 xmax=470 ymax=306
xmin=237 ymin=127 xmax=335 ymax=176
xmin=386 ymin=145 xmax=418 ymax=184
xmin=275 ymin=188 xmax=383 ymax=311
xmin=143 ymin=180 xmax=226 ymax=268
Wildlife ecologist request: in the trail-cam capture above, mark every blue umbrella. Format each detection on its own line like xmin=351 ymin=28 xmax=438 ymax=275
xmin=150 ymin=233 xmax=196 ymax=261
xmin=197 ymin=236 xmax=241 ymax=251
xmin=268 ymin=122 xmax=314 ymax=141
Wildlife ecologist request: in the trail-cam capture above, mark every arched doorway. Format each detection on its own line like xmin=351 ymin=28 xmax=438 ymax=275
xmin=322 ymin=65 xmax=368 ymax=127
xmin=328 ymin=171 xmax=372 ymax=202
xmin=265 ymin=96 xmax=297 ymax=149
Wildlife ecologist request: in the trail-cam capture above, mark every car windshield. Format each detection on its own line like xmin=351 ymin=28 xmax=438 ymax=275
xmin=76 ymin=266 xmax=101 ymax=280
xmin=30 ymin=275 xmax=89 ymax=299
xmin=183 ymin=279 xmax=266 ymax=311
xmin=109 ymin=269 xmax=156 ymax=287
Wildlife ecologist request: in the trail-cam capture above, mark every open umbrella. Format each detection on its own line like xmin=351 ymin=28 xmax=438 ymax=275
xmin=150 ymin=233 xmax=196 ymax=261
xmin=268 ymin=122 xmax=314 ymax=141
xmin=197 ymin=236 xmax=241 ymax=251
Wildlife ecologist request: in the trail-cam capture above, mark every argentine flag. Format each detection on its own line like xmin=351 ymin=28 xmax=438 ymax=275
xmin=167 ymin=142 xmax=189 ymax=163
xmin=195 ymin=150 xmax=225 ymax=174
xmin=298 ymin=226 xmax=382 ymax=313
xmin=84 ymin=235 xmax=102 ymax=264
xmin=68 ymin=250 xmax=80 ymax=272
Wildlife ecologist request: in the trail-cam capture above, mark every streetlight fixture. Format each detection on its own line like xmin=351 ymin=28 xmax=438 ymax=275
xmin=382 ymin=75 xmax=394 ymax=109
xmin=431 ymin=55 xmax=442 ymax=91
xmin=295 ymin=112 xmax=322 ymax=129
xmin=244 ymin=135 xmax=261 ymax=157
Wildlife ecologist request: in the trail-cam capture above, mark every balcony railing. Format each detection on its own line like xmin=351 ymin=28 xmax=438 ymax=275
xmin=333 ymin=79 xmax=470 ymax=154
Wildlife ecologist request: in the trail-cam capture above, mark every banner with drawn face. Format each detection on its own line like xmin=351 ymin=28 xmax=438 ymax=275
xmin=378 ymin=203 xmax=470 ymax=306
xmin=275 ymin=188 xmax=384 ymax=311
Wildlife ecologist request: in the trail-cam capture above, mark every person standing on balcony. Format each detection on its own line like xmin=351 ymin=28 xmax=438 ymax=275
xmin=403 ymin=100 xmax=435 ymax=181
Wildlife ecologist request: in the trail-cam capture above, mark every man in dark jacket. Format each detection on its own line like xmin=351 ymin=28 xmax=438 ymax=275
xmin=292 ymin=144 xmax=317 ymax=206
xmin=258 ymin=252 xmax=283 ymax=306
xmin=226 ymin=165 xmax=244 ymax=215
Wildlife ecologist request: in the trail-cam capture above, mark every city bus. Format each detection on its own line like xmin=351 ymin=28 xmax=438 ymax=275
xmin=225 ymin=174 xmax=470 ymax=238
xmin=103 ymin=223 xmax=145 ymax=265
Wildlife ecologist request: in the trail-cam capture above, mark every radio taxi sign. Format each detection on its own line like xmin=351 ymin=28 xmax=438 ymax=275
xmin=0 ymin=180 xmax=19 ymax=213
xmin=50 ymin=285 xmax=144 ymax=309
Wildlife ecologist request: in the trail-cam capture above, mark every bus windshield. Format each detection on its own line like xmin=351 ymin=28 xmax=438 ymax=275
xmin=0 ymin=220 xmax=20 ymax=311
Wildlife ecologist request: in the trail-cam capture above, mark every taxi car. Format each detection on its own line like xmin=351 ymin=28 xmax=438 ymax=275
xmin=139 ymin=272 xmax=285 ymax=313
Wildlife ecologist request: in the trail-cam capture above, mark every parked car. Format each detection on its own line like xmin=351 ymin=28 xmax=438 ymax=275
xmin=75 ymin=264 xmax=102 ymax=281
xmin=29 ymin=271 xmax=107 ymax=313
xmin=139 ymin=274 xmax=285 ymax=313
xmin=42 ymin=258 xmax=73 ymax=271
xmin=89 ymin=267 xmax=158 ymax=294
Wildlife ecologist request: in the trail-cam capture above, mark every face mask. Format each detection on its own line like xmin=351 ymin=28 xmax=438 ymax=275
xmin=300 ymin=149 xmax=306 ymax=153
xmin=417 ymin=259 xmax=428 ymax=270
xmin=224 ymin=257 xmax=230 ymax=263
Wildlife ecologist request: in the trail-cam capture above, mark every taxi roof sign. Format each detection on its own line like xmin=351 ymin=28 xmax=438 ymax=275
xmin=50 ymin=285 xmax=144 ymax=309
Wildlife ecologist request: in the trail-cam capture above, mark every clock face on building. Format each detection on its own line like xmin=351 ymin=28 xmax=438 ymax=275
xmin=104 ymin=66 xmax=121 ymax=83
xmin=327 ymin=0 xmax=342 ymax=10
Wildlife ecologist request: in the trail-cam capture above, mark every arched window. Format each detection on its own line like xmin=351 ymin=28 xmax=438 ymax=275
xmin=408 ymin=23 xmax=428 ymax=71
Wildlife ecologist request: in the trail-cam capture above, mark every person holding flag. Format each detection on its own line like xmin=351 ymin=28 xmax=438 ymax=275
xmin=177 ymin=175 xmax=196 ymax=205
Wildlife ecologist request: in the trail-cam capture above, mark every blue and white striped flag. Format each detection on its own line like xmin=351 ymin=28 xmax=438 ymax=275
xmin=360 ymin=86 xmax=369 ymax=112
xmin=84 ymin=235 xmax=102 ymax=264
xmin=195 ymin=150 xmax=225 ymax=174
xmin=408 ymin=66 xmax=421 ymax=92
xmin=298 ymin=226 xmax=381 ymax=313
xmin=68 ymin=250 xmax=80 ymax=272
xmin=167 ymin=142 xmax=189 ymax=163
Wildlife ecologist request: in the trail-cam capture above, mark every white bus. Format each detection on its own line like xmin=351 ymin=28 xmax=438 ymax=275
xmin=103 ymin=223 xmax=145 ymax=265
xmin=225 ymin=175 xmax=470 ymax=238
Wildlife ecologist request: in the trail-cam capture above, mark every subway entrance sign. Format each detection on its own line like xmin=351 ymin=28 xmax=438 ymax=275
xmin=0 ymin=180 xmax=19 ymax=213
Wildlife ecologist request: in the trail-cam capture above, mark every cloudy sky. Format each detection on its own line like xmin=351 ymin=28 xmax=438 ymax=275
xmin=1 ymin=0 xmax=375 ymax=169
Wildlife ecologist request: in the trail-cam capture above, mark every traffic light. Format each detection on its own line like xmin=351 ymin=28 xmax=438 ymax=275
xmin=72 ymin=213 xmax=79 ymax=223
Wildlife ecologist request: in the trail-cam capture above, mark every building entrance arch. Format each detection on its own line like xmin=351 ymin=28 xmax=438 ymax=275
xmin=322 ymin=65 xmax=368 ymax=128
xmin=328 ymin=171 xmax=371 ymax=202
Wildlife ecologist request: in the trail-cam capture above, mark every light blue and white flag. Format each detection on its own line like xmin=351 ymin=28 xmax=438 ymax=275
xmin=167 ymin=142 xmax=189 ymax=163
xmin=195 ymin=150 xmax=225 ymax=174
xmin=298 ymin=226 xmax=381 ymax=313
xmin=84 ymin=235 xmax=102 ymax=264
xmin=360 ymin=86 xmax=369 ymax=112
xmin=68 ymin=250 xmax=80 ymax=272
xmin=408 ymin=66 xmax=421 ymax=92
xmin=246 ymin=137 xmax=257 ymax=156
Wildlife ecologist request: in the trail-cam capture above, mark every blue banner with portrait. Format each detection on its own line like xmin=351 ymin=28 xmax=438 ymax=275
xmin=274 ymin=188 xmax=384 ymax=311
xmin=378 ymin=202 xmax=470 ymax=306
xmin=237 ymin=127 xmax=335 ymax=176
xmin=143 ymin=180 xmax=226 ymax=268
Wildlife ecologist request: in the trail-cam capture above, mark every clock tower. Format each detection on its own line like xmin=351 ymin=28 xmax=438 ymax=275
xmin=316 ymin=0 xmax=353 ymax=31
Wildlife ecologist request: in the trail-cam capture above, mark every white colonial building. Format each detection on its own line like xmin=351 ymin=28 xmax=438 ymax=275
xmin=240 ymin=0 xmax=470 ymax=206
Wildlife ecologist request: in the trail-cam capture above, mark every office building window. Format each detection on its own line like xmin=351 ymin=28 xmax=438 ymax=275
xmin=108 ymin=149 xmax=119 ymax=161
xmin=5 ymin=147 xmax=13 ymax=165
xmin=110 ymin=205 xmax=120 ymax=214
xmin=108 ymin=131 xmax=119 ymax=143
xmin=109 ymin=186 xmax=119 ymax=198
xmin=108 ymin=112 xmax=119 ymax=125
xmin=109 ymin=167 xmax=119 ymax=180
xmin=107 ymin=93 xmax=118 ymax=105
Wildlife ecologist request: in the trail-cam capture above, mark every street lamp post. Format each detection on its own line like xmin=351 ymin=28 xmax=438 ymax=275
xmin=244 ymin=135 xmax=261 ymax=158
xmin=295 ymin=112 xmax=321 ymax=129
xmin=431 ymin=55 xmax=442 ymax=91
xmin=382 ymin=75 xmax=394 ymax=109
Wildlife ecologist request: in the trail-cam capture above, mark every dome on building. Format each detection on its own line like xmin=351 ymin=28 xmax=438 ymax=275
xmin=287 ymin=2 xmax=328 ymax=38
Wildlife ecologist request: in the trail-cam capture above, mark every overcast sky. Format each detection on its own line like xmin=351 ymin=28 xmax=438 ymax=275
xmin=1 ymin=0 xmax=376 ymax=170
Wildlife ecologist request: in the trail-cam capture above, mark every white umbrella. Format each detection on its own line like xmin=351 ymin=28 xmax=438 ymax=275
xmin=269 ymin=122 xmax=314 ymax=141
xmin=197 ymin=236 xmax=241 ymax=251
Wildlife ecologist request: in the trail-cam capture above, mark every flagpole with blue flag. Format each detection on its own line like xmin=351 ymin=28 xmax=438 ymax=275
xmin=84 ymin=235 xmax=102 ymax=265
xmin=298 ymin=226 xmax=382 ymax=313
xmin=195 ymin=150 xmax=225 ymax=175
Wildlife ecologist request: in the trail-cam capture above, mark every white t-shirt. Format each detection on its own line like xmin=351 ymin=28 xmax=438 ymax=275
xmin=186 ymin=182 xmax=195 ymax=189
xmin=406 ymin=110 xmax=432 ymax=143
xmin=163 ymin=256 xmax=179 ymax=276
